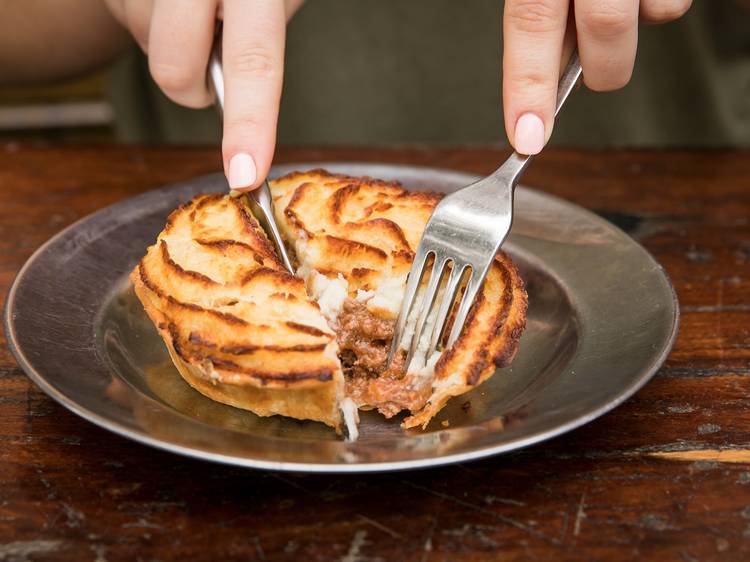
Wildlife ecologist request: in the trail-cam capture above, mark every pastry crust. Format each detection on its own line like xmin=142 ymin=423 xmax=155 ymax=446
xmin=131 ymin=194 xmax=344 ymax=431
xmin=132 ymin=170 xmax=527 ymax=435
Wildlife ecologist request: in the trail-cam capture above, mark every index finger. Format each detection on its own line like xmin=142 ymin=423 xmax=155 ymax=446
xmin=503 ymin=0 xmax=569 ymax=155
xmin=222 ymin=0 xmax=286 ymax=191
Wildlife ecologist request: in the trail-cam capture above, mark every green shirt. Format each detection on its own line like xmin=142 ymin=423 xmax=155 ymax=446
xmin=109 ymin=0 xmax=750 ymax=148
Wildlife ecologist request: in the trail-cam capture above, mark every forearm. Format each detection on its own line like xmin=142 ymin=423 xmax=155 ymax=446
xmin=0 ymin=0 xmax=132 ymax=86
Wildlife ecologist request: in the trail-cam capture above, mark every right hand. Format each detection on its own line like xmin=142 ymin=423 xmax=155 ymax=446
xmin=502 ymin=0 xmax=692 ymax=156
xmin=104 ymin=0 xmax=304 ymax=191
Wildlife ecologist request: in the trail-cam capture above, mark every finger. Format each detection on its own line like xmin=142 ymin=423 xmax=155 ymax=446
xmin=639 ymin=0 xmax=692 ymax=24
xmin=105 ymin=0 xmax=154 ymax=51
xmin=503 ymin=0 xmax=570 ymax=155
xmin=575 ymin=0 xmax=639 ymax=91
xmin=285 ymin=0 xmax=306 ymax=19
xmin=222 ymin=0 xmax=285 ymax=191
xmin=148 ymin=0 xmax=217 ymax=108
xmin=560 ymin=9 xmax=578 ymax=70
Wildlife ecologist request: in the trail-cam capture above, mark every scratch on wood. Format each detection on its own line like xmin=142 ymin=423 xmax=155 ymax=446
xmin=268 ymin=473 xmax=313 ymax=495
xmin=717 ymin=278 xmax=726 ymax=363
xmin=339 ymin=530 xmax=382 ymax=562
xmin=341 ymin=530 xmax=366 ymax=562
xmin=25 ymin=385 xmax=33 ymax=433
xmin=253 ymin=536 xmax=266 ymax=562
xmin=639 ymin=514 xmax=675 ymax=531
xmin=90 ymin=544 xmax=107 ymax=562
xmin=356 ymin=514 xmax=402 ymax=539
xmin=484 ymin=495 xmax=525 ymax=507
xmin=649 ymin=449 xmax=750 ymax=464
xmin=666 ymin=404 xmax=696 ymax=414
xmin=401 ymin=480 xmax=561 ymax=546
xmin=682 ymin=304 xmax=750 ymax=312
xmin=121 ymin=518 xmax=163 ymax=530
xmin=659 ymin=367 xmax=750 ymax=378
xmin=420 ymin=515 xmax=437 ymax=562
xmin=442 ymin=524 xmax=499 ymax=548
xmin=61 ymin=502 xmax=85 ymax=528
xmin=35 ymin=467 xmax=55 ymax=500
xmin=691 ymin=460 xmax=720 ymax=472
xmin=716 ymin=537 xmax=730 ymax=552
xmin=558 ymin=510 xmax=569 ymax=544
xmin=0 ymin=540 xmax=63 ymax=560
xmin=573 ymin=493 xmax=586 ymax=537
xmin=697 ymin=423 xmax=722 ymax=435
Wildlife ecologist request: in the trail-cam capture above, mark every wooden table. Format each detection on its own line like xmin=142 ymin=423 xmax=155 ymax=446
xmin=1 ymin=144 xmax=748 ymax=561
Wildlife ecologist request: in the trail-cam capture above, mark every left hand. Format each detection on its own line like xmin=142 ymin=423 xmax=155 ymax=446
xmin=104 ymin=0 xmax=305 ymax=191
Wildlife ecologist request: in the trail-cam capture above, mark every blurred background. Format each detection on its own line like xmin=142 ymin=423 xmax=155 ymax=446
xmin=1 ymin=0 xmax=749 ymax=148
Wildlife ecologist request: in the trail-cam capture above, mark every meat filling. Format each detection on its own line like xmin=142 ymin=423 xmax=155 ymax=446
xmin=337 ymin=298 xmax=396 ymax=378
xmin=336 ymin=298 xmax=430 ymax=418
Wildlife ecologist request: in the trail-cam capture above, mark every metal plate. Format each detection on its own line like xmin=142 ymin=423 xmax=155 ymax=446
xmin=4 ymin=163 xmax=678 ymax=473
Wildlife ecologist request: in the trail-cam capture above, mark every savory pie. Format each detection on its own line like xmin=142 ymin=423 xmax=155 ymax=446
xmin=131 ymin=170 xmax=527 ymax=439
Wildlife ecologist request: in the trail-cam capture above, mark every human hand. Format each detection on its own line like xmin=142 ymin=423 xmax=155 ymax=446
xmin=104 ymin=0 xmax=304 ymax=191
xmin=503 ymin=0 xmax=691 ymax=155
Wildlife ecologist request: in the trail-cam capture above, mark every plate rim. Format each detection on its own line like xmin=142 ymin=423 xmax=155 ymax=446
xmin=3 ymin=162 xmax=680 ymax=473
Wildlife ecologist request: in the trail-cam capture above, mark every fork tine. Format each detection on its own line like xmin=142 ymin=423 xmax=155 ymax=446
xmin=406 ymin=255 xmax=449 ymax=368
xmin=445 ymin=265 xmax=489 ymax=348
xmin=386 ymin=247 xmax=431 ymax=366
xmin=427 ymin=262 xmax=468 ymax=354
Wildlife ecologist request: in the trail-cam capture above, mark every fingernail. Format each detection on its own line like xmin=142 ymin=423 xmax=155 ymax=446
xmin=514 ymin=113 xmax=545 ymax=155
xmin=228 ymin=152 xmax=257 ymax=190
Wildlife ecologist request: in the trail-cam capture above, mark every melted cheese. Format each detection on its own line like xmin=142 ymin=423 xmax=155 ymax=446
xmin=340 ymin=397 xmax=360 ymax=441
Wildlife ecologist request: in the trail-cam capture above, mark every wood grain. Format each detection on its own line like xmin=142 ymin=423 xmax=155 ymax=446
xmin=1 ymin=144 xmax=749 ymax=561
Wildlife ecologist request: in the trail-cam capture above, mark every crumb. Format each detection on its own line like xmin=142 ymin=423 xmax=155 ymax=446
xmin=461 ymin=401 xmax=471 ymax=413
xmin=441 ymin=420 xmax=450 ymax=427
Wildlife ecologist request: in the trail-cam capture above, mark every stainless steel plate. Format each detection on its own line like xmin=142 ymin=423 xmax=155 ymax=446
xmin=4 ymin=163 xmax=678 ymax=473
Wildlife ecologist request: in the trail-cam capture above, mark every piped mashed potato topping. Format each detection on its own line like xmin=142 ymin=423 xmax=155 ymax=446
xmin=355 ymin=275 xmax=407 ymax=317
xmin=306 ymin=269 xmax=348 ymax=323
xmin=295 ymin=236 xmax=350 ymax=324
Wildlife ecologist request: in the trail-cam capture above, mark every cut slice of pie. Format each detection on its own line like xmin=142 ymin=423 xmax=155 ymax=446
xmin=269 ymin=170 xmax=527 ymax=429
xmin=131 ymin=193 xmax=352 ymax=433
xmin=131 ymin=169 xmax=527 ymax=439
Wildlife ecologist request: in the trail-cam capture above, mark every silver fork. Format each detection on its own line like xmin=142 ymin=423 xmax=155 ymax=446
xmin=388 ymin=53 xmax=583 ymax=367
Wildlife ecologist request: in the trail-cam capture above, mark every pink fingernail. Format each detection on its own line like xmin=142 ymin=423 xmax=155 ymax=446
xmin=514 ymin=113 xmax=545 ymax=155
xmin=228 ymin=152 xmax=257 ymax=190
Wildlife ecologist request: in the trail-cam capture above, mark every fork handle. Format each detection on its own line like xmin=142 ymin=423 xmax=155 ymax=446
xmin=493 ymin=51 xmax=583 ymax=186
